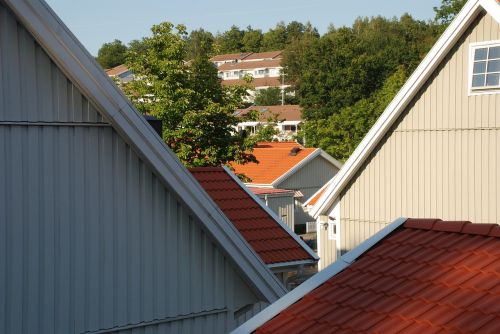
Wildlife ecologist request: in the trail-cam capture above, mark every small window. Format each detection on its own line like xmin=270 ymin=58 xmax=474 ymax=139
xmin=471 ymin=43 xmax=500 ymax=91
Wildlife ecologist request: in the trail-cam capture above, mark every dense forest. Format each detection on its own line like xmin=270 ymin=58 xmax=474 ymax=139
xmin=97 ymin=0 xmax=466 ymax=164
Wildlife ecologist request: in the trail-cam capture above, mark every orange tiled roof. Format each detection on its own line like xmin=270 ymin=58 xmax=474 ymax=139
xmin=221 ymin=77 xmax=282 ymax=88
xmin=256 ymin=219 xmax=500 ymax=333
xmin=218 ymin=59 xmax=281 ymax=71
xmin=231 ymin=142 xmax=317 ymax=184
xmin=189 ymin=167 xmax=315 ymax=265
xmin=305 ymin=179 xmax=333 ymax=206
xmin=105 ymin=64 xmax=128 ymax=76
xmin=235 ymin=105 xmax=302 ymax=122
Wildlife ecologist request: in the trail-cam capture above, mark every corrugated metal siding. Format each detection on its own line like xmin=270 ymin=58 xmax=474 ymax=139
xmin=0 ymin=4 xmax=106 ymax=124
xmin=0 ymin=4 xmax=265 ymax=333
xmin=0 ymin=125 xmax=262 ymax=334
xmin=317 ymin=227 xmax=336 ymax=271
xmin=278 ymin=156 xmax=339 ymax=202
xmin=259 ymin=195 xmax=295 ymax=230
xmin=331 ymin=11 xmax=500 ymax=259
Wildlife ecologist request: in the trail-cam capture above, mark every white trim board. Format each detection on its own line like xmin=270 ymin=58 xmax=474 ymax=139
xmin=223 ymin=166 xmax=319 ymax=263
xmin=231 ymin=217 xmax=408 ymax=334
xmin=310 ymin=0 xmax=500 ymax=218
xmin=4 ymin=0 xmax=286 ymax=302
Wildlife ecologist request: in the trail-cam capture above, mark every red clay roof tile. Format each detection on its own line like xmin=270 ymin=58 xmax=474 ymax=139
xmin=189 ymin=167 xmax=315 ymax=265
xmin=254 ymin=220 xmax=500 ymax=333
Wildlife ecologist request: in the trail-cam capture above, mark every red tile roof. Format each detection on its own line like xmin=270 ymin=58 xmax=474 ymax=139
xmin=249 ymin=187 xmax=295 ymax=196
xmin=243 ymin=51 xmax=283 ymax=61
xmin=189 ymin=167 xmax=316 ymax=265
xmin=255 ymin=219 xmax=500 ymax=333
xmin=235 ymin=105 xmax=302 ymax=122
xmin=221 ymin=77 xmax=282 ymax=88
xmin=231 ymin=142 xmax=317 ymax=185
xmin=210 ymin=53 xmax=252 ymax=62
xmin=105 ymin=64 xmax=128 ymax=76
xmin=218 ymin=59 xmax=281 ymax=71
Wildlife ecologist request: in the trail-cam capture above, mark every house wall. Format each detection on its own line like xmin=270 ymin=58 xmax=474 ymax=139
xmin=0 ymin=5 xmax=264 ymax=333
xmin=319 ymin=10 xmax=500 ymax=268
xmin=258 ymin=194 xmax=295 ymax=230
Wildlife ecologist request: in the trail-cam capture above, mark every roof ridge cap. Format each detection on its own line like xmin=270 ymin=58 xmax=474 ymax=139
xmin=404 ymin=218 xmax=500 ymax=237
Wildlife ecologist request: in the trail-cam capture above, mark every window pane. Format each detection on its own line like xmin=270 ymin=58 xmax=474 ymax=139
xmin=475 ymin=48 xmax=488 ymax=60
xmin=486 ymin=73 xmax=500 ymax=86
xmin=488 ymin=59 xmax=500 ymax=72
xmin=489 ymin=46 xmax=500 ymax=59
xmin=472 ymin=74 xmax=485 ymax=87
xmin=473 ymin=61 xmax=486 ymax=73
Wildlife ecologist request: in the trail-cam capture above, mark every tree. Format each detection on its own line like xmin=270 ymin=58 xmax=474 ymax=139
xmin=186 ymin=29 xmax=215 ymax=59
xmin=434 ymin=0 xmax=467 ymax=27
xmin=96 ymin=39 xmax=128 ymax=69
xmin=215 ymin=26 xmax=244 ymax=53
xmin=242 ymin=26 xmax=263 ymax=52
xmin=254 ymin=87 xmax=297 ymax=106
xmin=261 ymin=22 xmax=287 ymax=51
xmin=123 ymin=22 xmax=255 ymax=167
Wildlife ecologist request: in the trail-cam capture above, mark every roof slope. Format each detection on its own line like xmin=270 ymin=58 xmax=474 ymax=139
xmin=237 ymin=219 xmax=500 ymax=333
xmin=221 ymin=77 xmax=282 ymax=88
xmin=310 ymin=0 xmax=500 ymax=218
xmin=235 ymin=105 xmax=302 ymax=122
xmin=231 ymin=142 xmax=318 ymax=185
xmin=218 ymin=59 xmax=282 ymax=71
xmin=6 ymin=0 xmax=286 ymax=301
xmin=190 ymin=167 xmax=317 ymax=266
xmin=243 ymin=51 xmax=283 ymax=61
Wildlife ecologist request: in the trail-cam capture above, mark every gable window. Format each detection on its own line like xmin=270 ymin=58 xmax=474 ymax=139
xmin=470 ymin=42 xmax=500 ymax=92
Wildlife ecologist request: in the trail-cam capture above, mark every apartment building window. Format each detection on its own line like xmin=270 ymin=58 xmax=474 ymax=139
xmin=470 ymin=42 xmax=500 ymax=92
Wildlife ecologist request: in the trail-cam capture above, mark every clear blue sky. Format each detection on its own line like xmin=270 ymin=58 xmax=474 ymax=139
xmin=44 ymin=0 xmax=442 ymax=56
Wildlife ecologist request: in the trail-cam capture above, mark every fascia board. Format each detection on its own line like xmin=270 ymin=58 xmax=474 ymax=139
xmin=231 ymin=217 xmax=408 ymax=334
xmin=310 ymin=0 xmax=484 ymax=218
xmin=7 ymin=0 xmax=286 ymax=301
xmin=224 ymin=166 xmax=319 ymax=262
xmin=271 ymin=149 xmax=321 ymax=186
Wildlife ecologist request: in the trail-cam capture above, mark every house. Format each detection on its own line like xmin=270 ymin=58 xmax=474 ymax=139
xmin=248 ymin=187 xmax=296 ymax=230
xmin=234 ymin=105 xmax=303 ymax=141
xmin=213 ymin=51 xmax=289 ymax=102
xmin=235 ymin=218 xmax=500 ymax=333
xmin=0 ymin=1 xmax=287 ymax=333
xmin=231 ymin=142 xmax=342 ymax=230
xmin=309 ymin=0 xmax=500 ymax=270
xmin=105 ymin=63 xmax=134 ymax=84
xmin=189 ymin=167 xmax=318 ymax=288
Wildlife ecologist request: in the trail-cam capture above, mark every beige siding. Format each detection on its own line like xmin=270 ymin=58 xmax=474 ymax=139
xmin=258 ymin=194 xmax=295 ymax=230
xmin=317 ymin=225 xmax=337 ymax=270
xmin=0 ymin=4 xmax=264 ymax=333
xmin=321 ymin=11 xmax=500 ymax=264
xmin=278 ymin=155 xmax=339 ymax=201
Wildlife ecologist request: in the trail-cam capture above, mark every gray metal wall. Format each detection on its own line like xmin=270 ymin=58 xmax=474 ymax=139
xmin=0 ymin=4 xmax=263 ymax=333
xmin=319 ymin=11 xmax=500 ymax=268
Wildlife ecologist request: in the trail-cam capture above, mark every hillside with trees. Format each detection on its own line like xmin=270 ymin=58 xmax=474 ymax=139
xmin=96 ymin=0 xmax=466 ymax=165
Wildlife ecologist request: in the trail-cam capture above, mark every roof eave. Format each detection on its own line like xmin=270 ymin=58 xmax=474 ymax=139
xmin=7 ymin=0 xmax=286 ymax=302
xmin=231 ymin=217 xmax=408 ymax=334
xmin=310 ymin=0 xmax=489 ymax=219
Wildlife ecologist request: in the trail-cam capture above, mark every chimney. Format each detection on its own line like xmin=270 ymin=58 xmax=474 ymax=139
xmin=288 ymin=147 xmax=301 ymax=156
xmin=144 ymin=114 xmax=163 ymax=137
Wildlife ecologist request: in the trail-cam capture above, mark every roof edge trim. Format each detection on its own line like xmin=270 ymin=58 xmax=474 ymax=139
xmin=231 ymin=217 xmax=408 ymax=334
xmin=310 ymin=0 xmax=485 ymax=218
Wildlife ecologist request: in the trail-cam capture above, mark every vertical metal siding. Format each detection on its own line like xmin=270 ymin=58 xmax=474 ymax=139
xmin=321 ymin=11 xmax=500 ymax=263
xmin=0 ymin=3 xmax=265 ymax=333
xmin=278 ymin=156 xmax=339 ymax=201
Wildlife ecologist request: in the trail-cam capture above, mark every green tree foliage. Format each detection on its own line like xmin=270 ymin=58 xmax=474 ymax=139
xmin=96 ymin=39 xmax=128 ymax=69
xmin=254 ymin=87 xmax=297 ymax=106
xmin=243 ymin=110 xmax=280 ymax=143
xmin=284 ymin=15 xmax=439 ymax=160
xmin=434 ymin=0 xmax=467 ymax=27
xmin=123 ymin=22 xmax=255 ymax=167
xmin=215 ymin=25 xmax=244 ymax=53
xmin=303 ymin=67 xmax=408 ymax=161
xmin=186 ymin=29 xmax=215 ymax=59
xmin=242 ymin=26 xmax=263 ymax=52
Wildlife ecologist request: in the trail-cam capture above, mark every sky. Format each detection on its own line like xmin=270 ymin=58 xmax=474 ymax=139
xmin=44 ymin=0 xmax=442 ymax=56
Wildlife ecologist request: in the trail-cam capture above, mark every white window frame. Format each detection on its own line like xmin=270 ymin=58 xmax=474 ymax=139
xmin=469 ymin=40 xmax=500 ymax=96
